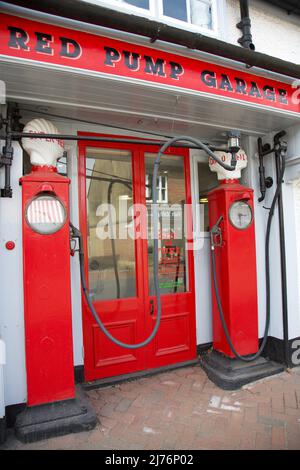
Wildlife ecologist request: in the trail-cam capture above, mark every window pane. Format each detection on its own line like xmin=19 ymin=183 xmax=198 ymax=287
xmin=122 ymin=0 xmax=149 ymax=9
xmin=86 ymin=148 xmax=136 ymax=301
xmin=163 ymin=0 xmax=188 ymax=22
xmin=190 ymin=0 xmax=213 ymax=29
xmin=145 ymin=153 xmax=188 ymax=295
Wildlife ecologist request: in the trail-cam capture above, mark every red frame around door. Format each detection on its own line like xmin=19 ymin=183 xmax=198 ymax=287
xmin=78 ymin=133 xmax=196 ymax=382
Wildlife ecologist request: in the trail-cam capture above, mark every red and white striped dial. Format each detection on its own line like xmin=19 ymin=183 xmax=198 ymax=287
xmin=26 ymin=195 xmax=66 ymax=234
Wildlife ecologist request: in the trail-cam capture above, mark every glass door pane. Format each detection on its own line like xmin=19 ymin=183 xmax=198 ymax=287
xmin=145 ymin=153 xmax=188 ymax=295
xmin=86 ymin=148 xmax=136 ymax=301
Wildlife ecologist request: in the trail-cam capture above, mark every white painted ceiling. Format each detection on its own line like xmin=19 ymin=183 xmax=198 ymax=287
xmin=1 ymin=58 xmax=300 ymax=143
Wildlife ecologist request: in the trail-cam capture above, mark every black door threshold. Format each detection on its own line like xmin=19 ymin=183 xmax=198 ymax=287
xmin=82 ymin=358 xmax=199 ymax=390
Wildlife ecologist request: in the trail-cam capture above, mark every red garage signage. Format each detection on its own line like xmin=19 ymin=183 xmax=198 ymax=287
xmin=0 ymin=13 xmax=299 ymax=114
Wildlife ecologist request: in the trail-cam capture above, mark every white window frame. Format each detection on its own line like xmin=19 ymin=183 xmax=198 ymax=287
xmin=146 ymin=174 xmax=168 ymax=204
xmin=82 ymin=0 xmax=219 ymax=36
xmin=81 ymin=0 xmax=156 ymax=17
xmin=157 ymin=0 xmax=218 ymax=36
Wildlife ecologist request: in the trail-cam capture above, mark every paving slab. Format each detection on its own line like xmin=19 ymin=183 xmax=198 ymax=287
xmin=1 ymin=365 xmax=300 ymax=450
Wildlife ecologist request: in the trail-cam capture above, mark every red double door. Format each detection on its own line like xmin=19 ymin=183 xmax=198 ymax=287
xmin=78 ymin=135 xmax=196 ymax=382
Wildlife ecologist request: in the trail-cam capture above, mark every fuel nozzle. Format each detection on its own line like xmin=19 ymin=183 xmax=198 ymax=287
xmin=210 ymin=215 xmax=224 ymax=250
xmin=69 ymin=222 xmax=84 ymax=264
xmin=227 ymin=130 xmax=241 ymax=170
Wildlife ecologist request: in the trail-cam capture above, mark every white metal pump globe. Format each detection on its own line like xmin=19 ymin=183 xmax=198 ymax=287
xmin=21 ymin=118 xmax=64 ymax=167
xmin=209 ymin=149 xmax=248 ymax=180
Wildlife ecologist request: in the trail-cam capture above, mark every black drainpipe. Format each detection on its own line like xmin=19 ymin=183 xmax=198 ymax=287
xmin=237 ymin=0 xmax=255 ymax=51
xmin=274 ymin=132 xmax=290 ymax=367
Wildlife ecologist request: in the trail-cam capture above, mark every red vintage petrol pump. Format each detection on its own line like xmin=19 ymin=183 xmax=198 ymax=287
xmin=202 ymin=148 xmax=283 ymax=389
xmin=15 ymin=119 xmax=96 ymax=443
xmin=20 ymin=165 xmax=75 ymax=406
xmin=208 ymin=175 xmax=259 ymax=358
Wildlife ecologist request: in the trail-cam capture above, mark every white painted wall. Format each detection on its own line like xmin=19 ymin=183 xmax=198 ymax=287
xmin=190 ymin=151 xmax=213 ymax=345
xmin=292 ymin=180 xmax=300 ymax=329
xmin=225 ymin=0 xmax=300 ymax=64
xmin=245 ymin=124 xmax=300 ymax=342
xmin=0 ymin=339 xmax=5 ymax=419
xmin=283 ymin=124 xmax=300 ymax=340
xmin=0 ymin=141 xmax=27 ymax=406
xmin=245 ymin=134 xmax=284 ymax=339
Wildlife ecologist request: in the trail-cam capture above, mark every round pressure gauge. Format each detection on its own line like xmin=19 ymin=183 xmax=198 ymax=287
xmin=25 ymin=194 xmax=66 ymax=234
xmin=229 ymin=201 xmax=253 ymax=230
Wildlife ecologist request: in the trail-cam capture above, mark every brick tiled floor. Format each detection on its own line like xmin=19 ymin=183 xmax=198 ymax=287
xmin=2 ymin=365 xmax=300 ymax=450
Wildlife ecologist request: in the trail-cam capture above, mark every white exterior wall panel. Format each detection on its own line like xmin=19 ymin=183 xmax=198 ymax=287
xmin=223 ymin=0 xmax=300 ymax=65
xmin=0 ymin=141 xmax=27 ymax=406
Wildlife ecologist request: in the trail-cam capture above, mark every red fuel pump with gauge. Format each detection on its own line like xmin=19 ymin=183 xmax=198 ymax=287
xmin=16 ymin=119 xmax=96 ymax=443
xmin=201 ymin=148 xmax=264 ymax=389
xmin=208 ymin=149 xmax=259 ymax=357
xmin=20 ymin=165 xmax=75 ymax=406
xmin=202 ymin=147 xmax=284 ymax=389
xmin=208 ymin=175 xmax=259 ymax=358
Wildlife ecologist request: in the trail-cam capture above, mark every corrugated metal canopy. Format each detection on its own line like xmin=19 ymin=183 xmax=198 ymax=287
xmin=2 ymin=59 xmax=300 ymax=142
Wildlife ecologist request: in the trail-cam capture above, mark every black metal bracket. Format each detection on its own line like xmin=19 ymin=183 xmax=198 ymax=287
xmin=257 ymin=140 xmax=276 ymax=202
xmin=0 ymin=105 xmax=13 ymax=198
xmin=0 ymin=103 xmax=23 ymax=198
xmin=257 ymin=131 xmax=287 ymax=203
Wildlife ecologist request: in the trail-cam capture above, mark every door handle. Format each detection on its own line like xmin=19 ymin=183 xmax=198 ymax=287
xmin=150 ymin=299 xmax=154 ymax=316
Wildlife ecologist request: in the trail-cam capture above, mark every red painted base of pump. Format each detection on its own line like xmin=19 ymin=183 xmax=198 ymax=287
xmin=201 ymin=179 xmax=284 ymax=390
